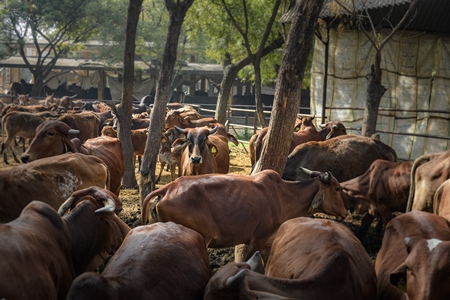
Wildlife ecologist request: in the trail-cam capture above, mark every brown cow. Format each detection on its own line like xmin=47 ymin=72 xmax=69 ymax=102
xmin=21 ymin=120 xmax=124 ymax=196
xmin=252 ymin=120 xmax=346 ymax=166
xmin=57 ymin=111 xmax=100 ymax=142
xmin=205 ymin=217 xmax=377 ymax=300
xmin=66 ymin=222 xmax=211 ymax=300
xmin=1 ymin=103 xmax=53 ymax=117
xmin=375 ymin=210 xmax=450 ymax=300
xmin=433 ymin=179 xmax=450 ymax=221
xmin=101 ymin=125 xmax=147 ymax=168
xmin=1 ymin=110 xmax=55 ymax=164
xmin=164 ymin=108 xmax=203 ymax=129
xmin=283 ymin=135 xmax=398 ymax=182
xmin=406 ymin=149 xmax=450 ymax=212
xmin=142 ymin=168 xmax=348 ymax=262
xmin=341 ymin=159 xmax=413 ymax=237
xmin=0 ymin=188 xmax=130 ymax=299
xmin=0 ymin=153 xmax=110 ymax=223
xmin=172 ymin=125 xmax=231 ymax=176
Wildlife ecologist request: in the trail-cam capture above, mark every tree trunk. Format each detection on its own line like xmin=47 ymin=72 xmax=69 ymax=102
xmin=215 ymin=37 xmax=284 ymax=124
xmin=253 ymin=0 xmax=325 ymax=175
xmin=115 ymin=0 xmax=144 ymax=189
xmin=253 ymin=62 xmax=267 ymax=127
xmin=139 ymin=0 xmax=194 ymax=201
xmin=362 ymin=52 xmax=387 ymax=137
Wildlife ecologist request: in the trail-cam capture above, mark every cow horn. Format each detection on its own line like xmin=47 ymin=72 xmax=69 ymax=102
xmin=322 ymin=171 xmax=332 ymax=183
xmin=68 ymin=129 xmax=80 ymax=135
xmin=58 ymin=196 xmax=77 ymax=216
xmin=246 ymin=251 xmax=262 ymax=271
xmin=300 ymin=167 xmax=313 ymax=175
xmin=95 ymin=197 xmax=116 ymax=214
xmin=225 ymin=269 xmax=246 ymax=290
xmin=174 ymin=125 xmax=186 ymax=134
xmin=208 ymin=126 xmax=218 ymax=135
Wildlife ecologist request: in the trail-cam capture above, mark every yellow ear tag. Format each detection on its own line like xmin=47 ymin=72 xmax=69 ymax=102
xmin=397 ymin=276 xmax=406 ymax=292
xmin=161 ymin=137 xmax=167 ymax=143
xmin=295 ymin=126 xmax=300 ymax=132
xmin=210 ymin=146 xmax=217 ymax=154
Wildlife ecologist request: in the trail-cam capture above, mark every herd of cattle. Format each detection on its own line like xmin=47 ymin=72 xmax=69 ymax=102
xmin=0 ymin=92 xmax=450 ymax=299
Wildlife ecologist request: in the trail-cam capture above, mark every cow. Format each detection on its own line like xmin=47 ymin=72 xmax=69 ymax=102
xmin=1 ymin=110 xmax=55 ymax=164
xmin=340 ymin=159 xmax=413 ymax=238
xmin=142 ymin=168 xmax=348 ymax=262
xmin=406 ymin=149 xmax=450 ymax=212
xmin=156 ymin=128 xmax=184 ymax=183
xmin=164 ymin=107 xmax=203 ymax=129
xmin=8 ymin=81 xmax=22 ymax=96
xmin=1 ymin=103 xmax=52 ymax=117
xmin=21 ymin=120 xmax=124 ymax=196
xmin=283 ymin=135 xmax=398 ymax=182
xmin=375 ymin=210 xmax=450 ymax=300
xmin=101 ymin=125 xmax=148 ymax=168
xmin=0 ymin=152 xmax=110 ymax=223
xmin=111 ymin=113 xmax=150 ymax=130
xmin=204 ymin=217 xmax=377 ymax=300
xmin=165 ymin=110 xmax=218 ymax=129
xmin=433 ymin=179 xmax=450 ymax=221
xmin=253 ymin=120 xmax=347 ymax=167
xmin=57 ymin=111 xmax=100 ymax=141
xmin=66 ymin=222 xmax=211 ymax=300
xmin=171 ymin=125 xmax=231 ymax=176
xmin=0 ymin=187 xmax=130 ymax=299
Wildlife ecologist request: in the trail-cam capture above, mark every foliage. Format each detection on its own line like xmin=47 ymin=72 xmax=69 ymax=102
xmin=185 ymin=0 xmax=289 ymax=84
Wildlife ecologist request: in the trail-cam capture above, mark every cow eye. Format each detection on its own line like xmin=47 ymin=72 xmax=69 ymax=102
xmin=47 ymin=131 xmax=55 ymax=137
xmin=335 ymin=187 xmax=341 ymax=192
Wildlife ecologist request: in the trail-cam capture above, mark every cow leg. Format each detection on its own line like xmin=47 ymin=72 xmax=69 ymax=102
xmin=169 ymin=164 xmax=176 ymax=181
xmin=155 ymin=161 xmax=165 ymax=184
xmin=137 ymin=156 xmax=142 ymax=170
xmin=3 ymin=152 xmax=9 ymax=165
xmin=11 ymin=149 xmax=20 ymax=163
xmin=356 ymin=213 xmax=375 ymax=239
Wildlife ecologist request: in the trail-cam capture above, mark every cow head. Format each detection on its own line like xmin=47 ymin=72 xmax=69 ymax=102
xmin=319 ymin=121 xmax=347 ymax=140
xmin=172 ymin=126 xmax=219 ymax=164
xmin=390 ymin=236 xmax=450 ymax=299
xmin=300 ymin=167 xmax=348 ymax=222
xmin=21 ymin=120 xmax=80 ymax=163
xmin=165 ymin=110 xmax=189 ymax=129
xmin=294 ymin=115 xmax=315 ymax=132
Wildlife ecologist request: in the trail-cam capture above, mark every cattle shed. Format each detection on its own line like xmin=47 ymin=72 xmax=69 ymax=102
xmin=288 ymin=0 xmax=450 ymax=160
xmin=0 ymin=56 xmax=224 ymax=102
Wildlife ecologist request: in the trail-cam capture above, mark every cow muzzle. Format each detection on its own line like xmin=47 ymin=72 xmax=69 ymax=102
xmin=190 ymin=156 xmax=202 ymax=164
xmin=21 ymin=155 xmax=29 ymax=163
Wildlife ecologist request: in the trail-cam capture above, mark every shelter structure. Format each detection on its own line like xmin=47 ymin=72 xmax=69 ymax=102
xmin=284 ymin=0 xmax=450 ymax=160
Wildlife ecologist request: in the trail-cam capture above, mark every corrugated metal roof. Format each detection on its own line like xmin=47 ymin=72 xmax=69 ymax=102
xmin=281 ymin=0 xmax=450 ymax=34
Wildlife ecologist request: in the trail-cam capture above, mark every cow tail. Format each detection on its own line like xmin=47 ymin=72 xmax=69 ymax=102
xmin=141 ymin=192 xmax=162 ymax=225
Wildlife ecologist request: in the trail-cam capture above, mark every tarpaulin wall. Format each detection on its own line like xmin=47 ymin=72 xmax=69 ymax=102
xmin=311 ymin=29 xmax=450 ymax=160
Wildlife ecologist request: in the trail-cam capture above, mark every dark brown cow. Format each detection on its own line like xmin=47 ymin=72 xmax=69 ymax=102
xmin=142 ymin=168 xmax=348 ymax=261
xmin=375 ymin=210 xmax=450 ymax=300
xmin=101 ymin=125 xmax=147 ymax=168
xmin=0 ymin=153 xmax=110 ymax=223
xmin=57 ymin=111 xmax=100 ymax=142
xmin=66 ymin=222 xmax=211 ymax=300
xmin=283 ymin=135 xmax=398 ymax=182
xmin=156 ymin=128 xmax=184 ymax=183
xmin=252 ymin=120 xmax=346 ymax=166
xmin=172 ymin=125 xmax=231 ymax=176
xmin=1 ymin=110 xmax=55 ymax=164
xmin=21 ymin=120 xmax=124 ymax=196
xmin=0 ymin=187 xmax=130 ymax=299
xmin=205 ymin=217 xmax=376 ymax=300
xmin=341 ymin=159 xmax=413 ymax=237
xmin=407 ymin=149 xmax=450 ymax=212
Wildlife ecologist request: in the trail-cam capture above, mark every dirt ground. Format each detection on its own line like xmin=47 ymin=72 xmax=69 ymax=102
xmin=1 ymin=142 xmax=382 ymax=271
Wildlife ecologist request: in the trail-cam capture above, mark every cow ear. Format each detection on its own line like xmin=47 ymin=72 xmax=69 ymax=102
xmin=227 ymin=134 xmax=239 ymax=146
xmin=172 ymin=137 xmax=188 ymax=152
xmin=389 ymin=264 xmax=407 ymax=293
xmin=308 ymin=192 xmax=323 ymax=214
xmin=206 ymin=140 xmax=219 ymax=157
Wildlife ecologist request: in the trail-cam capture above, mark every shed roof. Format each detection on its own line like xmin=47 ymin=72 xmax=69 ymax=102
xmin=281 ymin=0 xmax=450 ymax=34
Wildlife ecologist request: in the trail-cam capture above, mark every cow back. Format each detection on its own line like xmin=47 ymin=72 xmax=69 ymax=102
xmin=0 ymin=153 xmax=109 ymax=223
xmin=58 ymin=112 xmax=100 ymax=141
xmin=283 ymin=135 xmax=397 ymax=182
